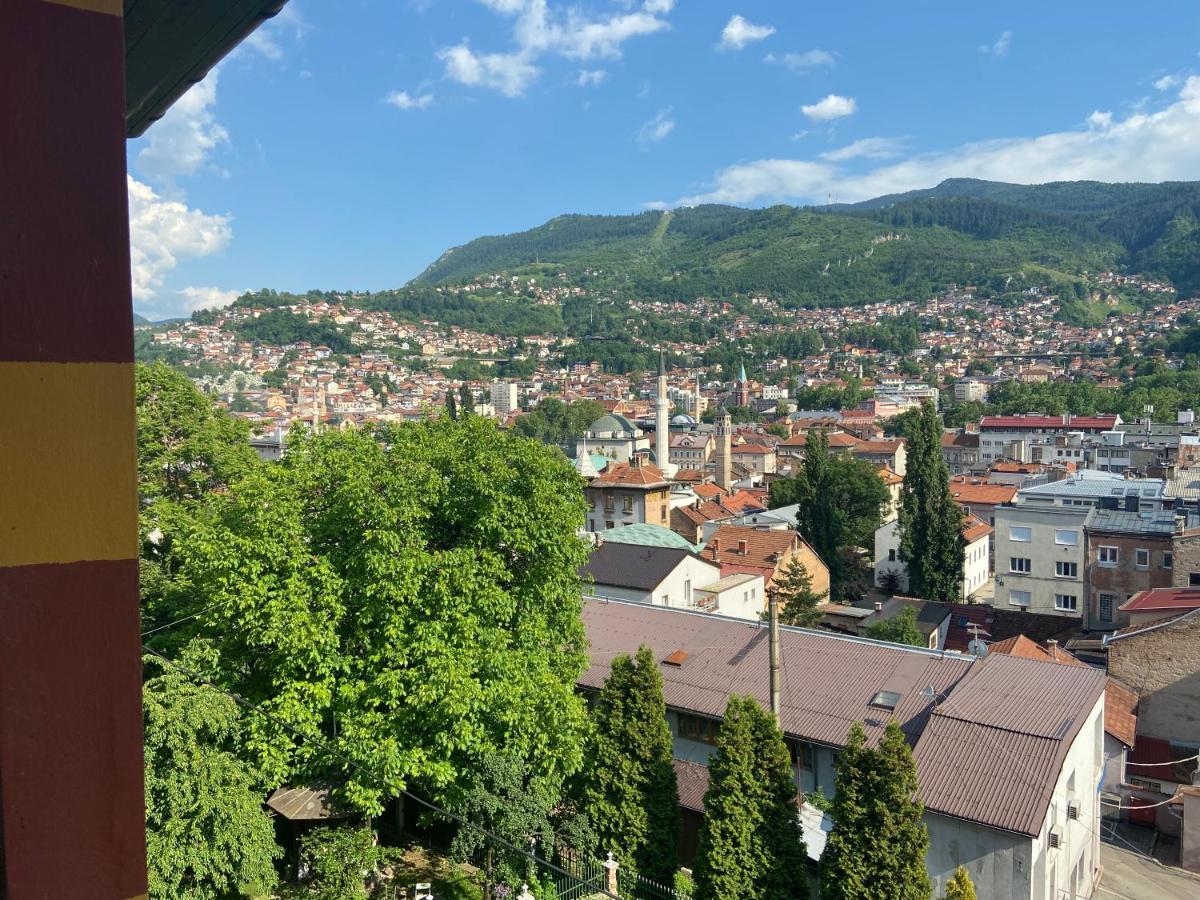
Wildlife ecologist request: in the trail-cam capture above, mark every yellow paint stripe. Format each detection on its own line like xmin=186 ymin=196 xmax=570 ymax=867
xmin=0 ymin=362 xmax=137 ymax=567
xmin=40 ymin=0 xmax=123 ymax=15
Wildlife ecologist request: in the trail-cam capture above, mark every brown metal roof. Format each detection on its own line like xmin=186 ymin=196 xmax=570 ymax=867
xmin=266 ymin=782 xmax=352 ymax=821
xmin=582 ymin=600 xmax=1106 ymax=837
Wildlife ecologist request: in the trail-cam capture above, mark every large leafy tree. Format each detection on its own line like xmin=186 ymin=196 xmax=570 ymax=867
xmin=585 ymin=645 xmax=679 ymax=884
xmin=142 ymin=642 xmax=280 ymax=900
xmin=769 ymin=429 xmax=888 ymax=598
xmin=771 ymin=557 xmax=824 ymax=627
xmin=820 ymin=721 xmax=931 ymax=900
xmin=863 ymin=607 xmax=926 ymax=647
xmin=135 ymin=362 xmax=258 ymax=504
xmin=153 ymin=416 xmax=592 ymax=814
xmin=897 ymin=402 xmax=964 ymax=603
xmin=693 ymin=696 xmax=807 ymax=900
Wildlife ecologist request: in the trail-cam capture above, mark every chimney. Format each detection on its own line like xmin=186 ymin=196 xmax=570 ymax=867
xmin=711 ymin=538 xmax=721 ymax=552
xmin=874 ymin=601 xmax=883 ymax=611
xmin=1046 ymin=639 xmax=1058 ymax=650
xmin=738 ymin=539 xmax=748 ymax=555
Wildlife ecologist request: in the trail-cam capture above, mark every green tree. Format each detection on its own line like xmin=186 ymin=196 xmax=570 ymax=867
xmin=769 ymin=430 xmax=887 ymax=598
xmin=863 ymin=607 xmax=925 ymax=647
xmin=771 ymin=557 xmax=824 ymax=627
xmin=459 ymin=382 xmax=476 ymax=415
xmin=693 ymin=696 xmax=807 ymax=900
xmin=897 ymin=402 xmax=964 ymax=602
xmin=445 ymin=389 xmax=459 ymax=420
xmin=135 ymin=362 xmax=258 ymax=504
xmin=142 ymin=642 xmax=280 ymax=900
xmin=151 ymin=417 xmax=592 ymax=815
xmin=585 ymin=645 xmax=679 ymax=884
xmin=943 ymin=866 xmax=977 ymax=900
xmin=821 ymin=721 xmax=930 ymax=900
xmin=298 ymin=824 xmax=382 ymax=900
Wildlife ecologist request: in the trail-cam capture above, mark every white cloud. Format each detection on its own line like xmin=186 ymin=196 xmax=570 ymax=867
xmin=242 ymin=5 xmax=308 ymax=61
xmin=637 ymin=107 xmax=675 ymax=148
xmin=980 ymin=30 xmax=1012 ymax=57
xmin=439 ymin=0 xmax=673 ymax=96
xmin=577 ymin=68 xmax=607 ymax=86
xmin=801 ymin=94 xmax=857 ymax=122
xmin=128 ymin=177 xmax=232 ymax=303
xmin=765 ymin=49 xmax=835 ymax=71
xmin=438 ymin=43 xmax=540 ymax=97
xmin=661 ymin=76 xmax=1200 ymax=207
xmin=718 ymin=15 xmax=775 ymax=52
xmin=820 ymin=136 xmax=907 ymax=162
xmin=1155 ymin=74 xmax=1181 ymax=91
xmin=136 ymin=72 xmax=229 ymax=189
xmin=385 ymin=89 xmax=435 ymax=110
xmin=177 ymin=286 xmax=242 ymax=313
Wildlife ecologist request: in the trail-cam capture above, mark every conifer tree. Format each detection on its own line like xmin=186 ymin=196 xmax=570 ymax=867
xmin=898 ymin=401 xmax=964 ymax=602
xmin=943 ymin=866 xmax=977 ymax=900
xmin=445 ymin=391 xmax=459 ymax=421
xmin=694 ymin=696 xmax=807 ymax=900
xmin=459 ymin=382 xmax=475 ymax=415
xmin=585 ymin=645 xmax=679 ymax=884
xmin=771 ymin=557 xmax=824 ymax=627
xmin=821 ymin=720 xmax=931 ymax=900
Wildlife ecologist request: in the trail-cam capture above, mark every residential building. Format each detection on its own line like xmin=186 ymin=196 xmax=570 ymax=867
xmin=977 ymin=414 xmax=1122 ymax=464
xmin=1082 ymin=509 xmax=1177 ymax=631
xmin=691 ymin=573 xmax=767 ymax=621
xmin=730 ymin=443 xmax=776 ymax=476
xmin=854 ymin=597 xmax=950 ymax=650
xmin=581 ymin=599 xmax=1107 ymax=900
xmin=1015 ymin=470 xmax=1169 ymax=512
xmin=669 ymin=432 xmax=712 ymax=470
xmin=941 ymin=430 xmax=981 ymax=474
xmin=849 ymin=438 xmax=907 ymax=477
xmin=703 ymin=524 xmax=830 ymax=601
xmin=581 ymin=541 xmax=722 ymax=611
xmin=584 ymin=456 xmax=670 ymax=532
xmin=874 ymin=516 xmax=991 ymax=600
xmin=953 ymin=378 xmax=989 ymax=403
xmin=992 ymin=504 xmax=1088 ymax=618
xmin=490 ymin=379 xmax=518 ymax=418
xmin=949 ymin=478 xmax=1018 ymax=527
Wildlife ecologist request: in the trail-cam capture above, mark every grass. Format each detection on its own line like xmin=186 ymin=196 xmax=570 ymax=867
xmin=386 ymin=845 xmax=483 ymax=900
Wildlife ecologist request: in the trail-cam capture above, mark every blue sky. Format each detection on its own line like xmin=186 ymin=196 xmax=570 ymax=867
xmin=128 ymin=0 xmax=1200 ymax=317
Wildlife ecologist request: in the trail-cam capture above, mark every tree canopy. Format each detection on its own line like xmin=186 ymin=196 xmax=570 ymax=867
xmin=898 ymin=402 xmax=964 ymax=603
xmin=863 ymin=607 xmax=926 ymax=647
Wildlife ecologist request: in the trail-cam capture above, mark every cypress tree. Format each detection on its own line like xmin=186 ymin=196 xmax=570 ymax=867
xmin=943 ymin=866 xmax=977 ymax=900
xmin=694 ymin=696 xmax=807 ymax=900
xmin=459 ymin=382 xmax=475 ymax=416
xmin=445 ymin=391 xmax=459 ymax=421
xmin=898 ymin=401 xmax=964 ymax=602
xmin=821 ymin=720 xmax=931 ymax=900
xmin=585 ymin=645 xmax=680 ymax=884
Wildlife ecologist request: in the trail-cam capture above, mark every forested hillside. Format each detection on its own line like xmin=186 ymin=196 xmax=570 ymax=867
xmin=412 ymin=179 xmax=1200 ymax=300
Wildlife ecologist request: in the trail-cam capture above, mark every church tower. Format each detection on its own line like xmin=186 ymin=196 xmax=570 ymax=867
xmin=715 ymin=410 xmax=732 ymax=491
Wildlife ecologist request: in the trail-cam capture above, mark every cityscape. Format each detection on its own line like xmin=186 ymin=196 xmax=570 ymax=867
xmin=6 ymin=2 xmax=1200 ymax=900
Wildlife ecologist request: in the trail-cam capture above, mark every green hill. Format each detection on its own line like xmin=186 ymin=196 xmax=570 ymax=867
xmin=412 ymin=180 xmax=1200 ymax=300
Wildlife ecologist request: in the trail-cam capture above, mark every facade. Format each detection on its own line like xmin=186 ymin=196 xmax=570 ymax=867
xmin=993 ymin=504 xmax=1088 ymax=618
xmin=954 ymin=378 xmax=989 ymax=403
xmin=582 ymin=541 xmax=722 ymax=610
xmin=1015 ymin=470 xmax=1169 ymax=512
xmin=730 ymin=443 xmax=777 ymax=476
xmin=978 ymin=414 xmax=1122 ymax=465
xmin=490 ymin=380 xmax=518 ymax=418
xmin=849 ymin=438 xmax=907 ymax=477
xmin=874 ymin=516 xmax=992 ymax=600
xmin=669 ymin=432 xmax=712 ymax=470
xmin=703 ymin=524 xmax=830 ymax=601
xmin=691 ymin=572 xmax=766 ymax=620
xmin=941 ymin=430 xmax=981 ymax=474
xmin=581 ymin=600 xmax=1107 ymax=900
xmin=584 ymin=457 xmax=670 ymax=532
xmin=1082 ymin=509 xmax=1177 ymax=631
xmin=577 ymin=413 xmax=650 ymax=463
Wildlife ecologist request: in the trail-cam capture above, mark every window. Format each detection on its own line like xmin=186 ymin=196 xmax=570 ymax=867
xmin=1098 ymin=546 xmax=1119 ymax=566
xmin=1009 ymin=526 xmax=1032 ymax=543
xmin=1163 ymin=551 xmax=1174 ymax=570
xmin=1055 ymin=529 xmax=1079 ymax=546
xmin=1009 ymin=590 xmax=1031 ymax=608
xmin=1055 ymin=594 xmax=1079 ymax=612
xmin=870 ymin=690 xmax=902 ymax=710
xmin=1135 ymin=548 xmax=1150 ymax=569
xmin=1191 ymin=573 xmax=1200 ymax=588
xmin=622 ymin=495 xmax=633 ymax=514
xmin=789 ymin=740 xmax=815 ymax=770
xmin=888 ymin=549 xmax=897 ymax=562
xmin=684 ymin=579 xmax=691 ymax=605
xmin=1098 ymin=593 xmax=1115 ymax=623
xmin=1129 ymin=777 xmax=1163 ymax=794
xmin=677 ymin=713 xmax=720 ymax=745
xmin=1056 ymin=561 xmax=1078 ymax=578
xmin=1010 ymin=557 xmax=1032 ymax=574
xmin=604 ymin=495 xmax=615 ymax=512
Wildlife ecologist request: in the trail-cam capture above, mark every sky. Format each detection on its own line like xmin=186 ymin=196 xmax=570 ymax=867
xmin=128 ymin=0 xmax=1200 ymax=318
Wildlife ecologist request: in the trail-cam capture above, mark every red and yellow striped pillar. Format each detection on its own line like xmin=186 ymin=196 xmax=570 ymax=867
xmin=0 ymin=1 xmax=148 ymax=897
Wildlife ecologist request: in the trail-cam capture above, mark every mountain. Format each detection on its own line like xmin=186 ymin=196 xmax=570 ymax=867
xmin=133 ymin=312 xmax=152 ymax=326
xmin=412 ymin=180 xmax=1200 ymax=301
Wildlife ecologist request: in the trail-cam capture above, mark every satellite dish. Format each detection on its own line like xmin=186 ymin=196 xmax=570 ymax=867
xmin=968 ymin=638 xmax=989 ymax=658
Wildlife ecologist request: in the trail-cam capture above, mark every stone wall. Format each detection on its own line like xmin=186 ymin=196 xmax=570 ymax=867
xmin=1108 ymin=611 xmax=1200 ymax=746
xmin=1171 ymin=529 xmax=1200 ymax=588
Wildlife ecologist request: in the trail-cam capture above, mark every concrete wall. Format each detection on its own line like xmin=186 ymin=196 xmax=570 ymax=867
xmin=925 ymin=812 xmax=1035 ymax=900
xmin=993 ymin=505 xmax=1087 ymax=617
xmin=1085 ymin=530 xmax=1173 ymax=630
xmin=1109 ymin=611 xmax=1200 ymax=747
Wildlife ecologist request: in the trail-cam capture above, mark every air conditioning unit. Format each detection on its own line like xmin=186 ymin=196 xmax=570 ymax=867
xmin=1048 ymin=829 xmax=1061 ymax=849
xmin=1067 ymin=800 xmax=1080 ymax=820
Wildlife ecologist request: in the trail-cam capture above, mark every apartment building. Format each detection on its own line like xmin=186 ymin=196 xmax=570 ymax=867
xmin=993 ymin=504 xmax=1088 ymax=618
xmin=1083 ymin=509 xmax=1177 ymax=631
xmin=584 ymin=456 xmax=670 ymax=532
xmin=489 ymin=379 xmax=519 ymax=418
xmin=977 ymin=414 xmax=1122 ymax=464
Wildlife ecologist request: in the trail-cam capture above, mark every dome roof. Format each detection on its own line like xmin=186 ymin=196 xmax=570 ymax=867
xmin=588 ymin=413 xmax=641 ymax=436
xmin=671 ymin=414 xmax=697 ymax=426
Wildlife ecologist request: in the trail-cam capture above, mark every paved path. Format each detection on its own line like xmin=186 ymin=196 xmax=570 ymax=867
xmin=1097 ymin=842 xmax=1200 ymax=899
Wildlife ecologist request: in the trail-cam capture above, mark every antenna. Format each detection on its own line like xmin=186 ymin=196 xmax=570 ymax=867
xmin=966 ymin=623 xmax=989 ymax=657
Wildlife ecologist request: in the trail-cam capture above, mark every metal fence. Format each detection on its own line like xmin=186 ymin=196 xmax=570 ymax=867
xmin=616 ymin=867 xmax=680 ymax=900
xmin=550 ymin=842 xmax=607 ymax=900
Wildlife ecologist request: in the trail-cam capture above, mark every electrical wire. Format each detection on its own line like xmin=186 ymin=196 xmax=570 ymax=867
xmin=143 ymin=648 xmax=620 ymax=899
xmin=1123 ymin=753 xmax=1200 ymax=768
xmin=141 ymin=598 xmax=235 ymax=637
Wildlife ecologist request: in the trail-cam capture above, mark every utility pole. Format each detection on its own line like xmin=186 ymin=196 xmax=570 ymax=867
xmin=768 ymin=593 xmax=781 ymax=721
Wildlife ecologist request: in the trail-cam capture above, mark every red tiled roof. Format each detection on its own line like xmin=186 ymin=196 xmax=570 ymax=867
xmin=1105 ymin=680 xmax=1138 ymax=748
xmin=851 ymin=439 xmax=905 ymax=454
xmin=593 ymin=460 xmax=669 ymax=488
xmin=950 ymin=482 xmax=1018 ymax=506
xmin=706 ymin=525 xmax=798 ymax=573
xmin=962 ymin=515 xmax=993 ymax=544
xmin=1119 ymin=588 xmax=1200 ymax=613
xmin=693 ymin=483 xmax=724 ymax=500
xmin=980 ymin=415 xmax=1119 ymax=430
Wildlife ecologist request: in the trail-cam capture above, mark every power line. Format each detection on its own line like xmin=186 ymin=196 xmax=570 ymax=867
xmin=141 ymin=598 xmax=234 ymax=638
xmin=143 ymin=648 xmax=620 ymax=899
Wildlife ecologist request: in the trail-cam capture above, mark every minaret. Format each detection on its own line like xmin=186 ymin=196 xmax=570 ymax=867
xmin=715 ymin=410 xmax=732 ymax=491
xmin=655 ymin=350 xmax=676 ymax=478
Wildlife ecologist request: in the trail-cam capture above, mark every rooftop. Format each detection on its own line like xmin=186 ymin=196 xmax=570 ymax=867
xmin=582 ymin=542 xmax=714 ymax=593
xmin=1119 ymin=588 xmax=1200 ymax=613
xmin=1084 ymin=508 xmax=1179 ymax=536
xmin=599 ymin=523 xmax=699 ymax=553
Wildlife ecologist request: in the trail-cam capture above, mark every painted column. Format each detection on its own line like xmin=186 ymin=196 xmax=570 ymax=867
xmin=0 ymin=1 xmax=148 ymax=897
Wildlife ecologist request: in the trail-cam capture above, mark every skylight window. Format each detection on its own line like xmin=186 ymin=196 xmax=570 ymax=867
xmin=870 ymin=690 xmax=902 ymax=711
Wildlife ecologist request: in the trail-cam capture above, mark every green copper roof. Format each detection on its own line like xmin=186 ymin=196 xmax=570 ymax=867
xmin=600 ymin=523 xmax=699 ymax=553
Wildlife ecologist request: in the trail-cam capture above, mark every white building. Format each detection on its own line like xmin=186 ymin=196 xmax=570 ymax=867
xmin=691 ymin=573 xmax=765 ymax=621
xmin=581 ymin=600 xmax=1107 ymax=900
xmin=977 ymin=414 xmax=1122 ymax=465
xmin=992 ymin=504 xmax=1088 ymax=618
xmin=490 ymin=380 xmax=518 ymax=418
xmin=874 ymin=516 xmax=992 ymax=600
xmin=582 ymin=541 xmax=722 ymax=610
